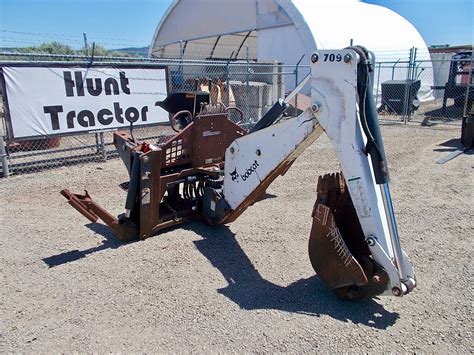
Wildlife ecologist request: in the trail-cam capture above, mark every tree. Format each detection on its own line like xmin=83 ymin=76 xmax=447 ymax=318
xmin=15 ymin=41 xmax=76 ymax=55
xmin=13 ymin=41 xmax=136 ymax=58
xmin=77 ymin=43 xmax=133 ymax=58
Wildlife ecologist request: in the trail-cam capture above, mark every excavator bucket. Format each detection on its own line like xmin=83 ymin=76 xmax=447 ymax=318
xmin=309 ymin=173 xmax=389 ymax=300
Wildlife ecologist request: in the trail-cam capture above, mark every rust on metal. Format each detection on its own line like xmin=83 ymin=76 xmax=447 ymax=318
xmin=308 ymin=172 xmax=389 ymax=300
xmin=309 ymin=202 xmax=368 ymax=288
xmin=62 ymin=111 xmax=247 ymax=241
xmin=60 ymin=189 xmax=138 ymax=241
xmin=60 ymin=190 xmax=99 ymax=223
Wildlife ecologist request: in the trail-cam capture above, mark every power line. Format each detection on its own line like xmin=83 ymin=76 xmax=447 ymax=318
xmin=0 ymin=37 xmax=48 ymax=45
xmin=0 ymin=36 xmax=149 ymax=49
xmin=0 ymin=30 xmax=83 ymax=40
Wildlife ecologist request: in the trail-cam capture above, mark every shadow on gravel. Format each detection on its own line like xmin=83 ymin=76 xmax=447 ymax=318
xmin=433 ymin=138 xmax=474 ymax=156
xmin=424 ymin=105 xmax=464 ymax=120
xmin=188 ymin=222 xmax=399 ymax=329
xmin=433 ymin=138 xmax=464 ymax=153
xmin=42 ymin=223 xmax=136 ymax=267
xmin=43 ymin=192 xmax=279 ymax=267
xmin=42 ymin=220 xmax=399 ymax=329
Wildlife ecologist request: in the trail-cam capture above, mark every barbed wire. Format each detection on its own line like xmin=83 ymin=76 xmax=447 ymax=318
xmin=0 ymin=38 xmax=48 ymax=46
xmin=0 ymin=29 xmax=84 ymax=39
xmin=0 ymin=29 xmax=150 ymax=48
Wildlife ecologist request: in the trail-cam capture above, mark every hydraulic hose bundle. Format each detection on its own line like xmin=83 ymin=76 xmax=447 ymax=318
xmin=349 ymin=45 xmax=390 ymax=185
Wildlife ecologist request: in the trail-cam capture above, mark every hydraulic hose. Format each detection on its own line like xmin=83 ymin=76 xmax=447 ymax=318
xmin=249 ymin=99 xmax=288 ymax=133
xmin=349 ymin=45 xmax=390 ymax=184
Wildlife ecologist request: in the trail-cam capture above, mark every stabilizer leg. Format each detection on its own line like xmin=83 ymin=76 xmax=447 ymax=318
xmin=60 ymin=189 xmax=138 ymax=241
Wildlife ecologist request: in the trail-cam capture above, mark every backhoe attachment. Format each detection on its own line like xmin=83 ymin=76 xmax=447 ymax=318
xmin=59 ymin=47 xmax=416 ymax=300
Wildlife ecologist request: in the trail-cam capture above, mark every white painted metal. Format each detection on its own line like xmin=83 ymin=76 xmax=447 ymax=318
xmin=223 ymin=109 xmax=323 ymax=209
xmin=309 ymin=49 xmax=393 ymax=256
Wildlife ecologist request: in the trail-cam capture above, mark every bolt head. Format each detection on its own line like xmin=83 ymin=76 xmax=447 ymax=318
xmin=311 ymin=103 xmax=320 ymax=112
xmin=256 ymin=149 xmax=261 ymax=156
xmin=344 ymin=53 xmax=353 ymax=63
xmin=230 ymin=147 xmax=235 ymax=154
xmin=392 ymin=287 xmax=402 ymax=296
xmin=366 ymin=237 xmax=376 ymax=246
xmin=311 ymin=53 xmax=319 ymax=63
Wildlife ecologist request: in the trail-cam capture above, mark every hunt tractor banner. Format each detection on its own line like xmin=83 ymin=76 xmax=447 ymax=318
xmin=1 ymin=65 xmax=169 ymax=139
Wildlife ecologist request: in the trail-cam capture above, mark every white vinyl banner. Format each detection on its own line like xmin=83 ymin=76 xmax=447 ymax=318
xmin=2 ymin=66 xmax=169 ymax=139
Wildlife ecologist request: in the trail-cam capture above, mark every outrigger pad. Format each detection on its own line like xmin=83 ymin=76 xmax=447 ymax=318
xmin=309 ymin=173 xmax=388 ymax=300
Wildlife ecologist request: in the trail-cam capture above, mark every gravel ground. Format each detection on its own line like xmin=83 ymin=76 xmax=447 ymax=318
xmin=0 ymin=123 xmax=472 ymax=352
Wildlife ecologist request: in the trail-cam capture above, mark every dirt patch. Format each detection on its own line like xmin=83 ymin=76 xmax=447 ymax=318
xmin=0 ymin=123 xmax=472 ymax=352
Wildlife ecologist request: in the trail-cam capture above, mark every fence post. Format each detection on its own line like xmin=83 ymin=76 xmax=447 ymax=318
xmin=375 ymin=62 xmax=382 ymax=107
xmin=403 ymin=47 xmax=416 ymax=124
xmin=391 ymin=59 xmax=400 ymax=80
xmin=0 ymin=134 xmax=10 ymax=178
xmin=95 ymin=132 xmax=100 ymax=153
xmin=407 ymin=47 xmax=417 ymax=123
xmin=226 ymin=58 xmax=231 ymax=107
xmin=294 ymin=54 xmax=305 ymax=113
xmin=246 ymin=47 xmax=250 ymax=121
xmin=99 ymin=131 xmax=107 ymax=162
xmin=462 ymin=51 xmax=473 ymax=118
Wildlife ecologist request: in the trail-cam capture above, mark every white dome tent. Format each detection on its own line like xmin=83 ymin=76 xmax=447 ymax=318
xmin=150 ymin=0 xmax=433 ymax=101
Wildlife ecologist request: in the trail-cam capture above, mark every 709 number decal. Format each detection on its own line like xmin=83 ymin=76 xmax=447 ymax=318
xmin=324 ymin=53 xmax=342 ymax=62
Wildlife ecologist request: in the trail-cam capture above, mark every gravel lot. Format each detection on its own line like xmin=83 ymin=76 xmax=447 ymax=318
xmin=1 ymin=122 xmax=472 ymax=352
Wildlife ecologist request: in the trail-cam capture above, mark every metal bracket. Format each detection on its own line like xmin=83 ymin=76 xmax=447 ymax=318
xmin=366 ymin=236 xmax=407 ymax=296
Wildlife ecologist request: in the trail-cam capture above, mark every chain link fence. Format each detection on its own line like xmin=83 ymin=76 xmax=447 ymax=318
xmin=0 ymin=49 xmax=472 ymax=177
xmin=373 ymin=49 xmax=473 ymax=125
xmin=0 ymin=52 xmax=291 ymax=177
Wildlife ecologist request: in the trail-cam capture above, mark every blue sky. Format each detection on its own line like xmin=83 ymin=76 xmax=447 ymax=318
xmin=364 ymin=0 xmax=473 ymax=46
xmin=0 ymin=0 xmax=472 ymax=50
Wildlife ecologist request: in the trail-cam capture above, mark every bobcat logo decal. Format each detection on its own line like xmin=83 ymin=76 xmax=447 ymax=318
xmin=229 ymin=160 xmax=259 ymax=183
xmin=230 ymin=168 xmax=239 ymax=181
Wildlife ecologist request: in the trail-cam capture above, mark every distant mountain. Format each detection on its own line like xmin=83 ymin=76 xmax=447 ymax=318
xmin=113 ymin=46 xmax=149 ymax=57
xmin=0 ymin=47 xmax=18 ymax=52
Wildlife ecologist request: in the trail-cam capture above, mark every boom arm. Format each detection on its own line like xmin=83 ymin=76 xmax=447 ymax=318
xmin=221 ymin=49 xmax=415 ymax=296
